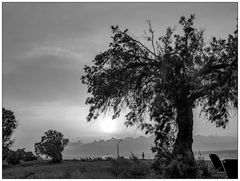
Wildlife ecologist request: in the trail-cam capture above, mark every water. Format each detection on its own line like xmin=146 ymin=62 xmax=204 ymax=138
xmin=194 ymin=150 xmax=238 ymax=160
xmin=63 ymin=149 xmax=238 ymax=160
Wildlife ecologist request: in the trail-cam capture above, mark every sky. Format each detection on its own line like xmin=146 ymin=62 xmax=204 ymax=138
xmin=2 ymin=2 xmax=238 ymax=151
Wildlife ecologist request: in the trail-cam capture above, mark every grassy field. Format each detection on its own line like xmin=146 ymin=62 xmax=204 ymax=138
xmin=2 ymin=159 xmax=223 ymax=179
xmin=3 ymin=160 xmax=118 ymax=179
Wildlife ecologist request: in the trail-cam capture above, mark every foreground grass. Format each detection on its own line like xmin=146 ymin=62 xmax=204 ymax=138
xmin=2 ymin=159 xmax=220 ymax=179
xmin=3 ymin=160 xmax=118 ymax=179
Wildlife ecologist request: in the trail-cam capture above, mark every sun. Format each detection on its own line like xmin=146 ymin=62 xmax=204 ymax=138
xmin=100 ymin=118 xmax=117 ymax=133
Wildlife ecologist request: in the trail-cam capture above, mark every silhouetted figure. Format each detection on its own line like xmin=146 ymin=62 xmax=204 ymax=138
xmin=142 ymin=152 xmax=145 ymax=160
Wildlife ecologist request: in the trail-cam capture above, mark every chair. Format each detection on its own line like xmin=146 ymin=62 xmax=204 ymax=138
xmin=209 ymin=154 xmax=225 ymax=172
xmin=223 ymin=159 xmax=238 ymax=179
xmin=209 ymin=154 xmax=227 ymax=178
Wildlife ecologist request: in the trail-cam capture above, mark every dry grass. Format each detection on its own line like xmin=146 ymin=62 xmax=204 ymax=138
xmin=2 ymin=160 xmax=115 ymax=179
xmin=2 ymin=159 xmax=219 ymax=179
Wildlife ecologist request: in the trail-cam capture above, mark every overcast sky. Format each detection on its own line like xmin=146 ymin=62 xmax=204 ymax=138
xmin=3 ymin=2 xmax=237 ymax=151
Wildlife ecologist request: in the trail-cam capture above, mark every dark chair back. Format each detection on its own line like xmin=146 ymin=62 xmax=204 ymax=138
xmin=209 ymin=154 xmax=224 ymax=172
xmin=223 ymin=159 xmax=238 ymax=179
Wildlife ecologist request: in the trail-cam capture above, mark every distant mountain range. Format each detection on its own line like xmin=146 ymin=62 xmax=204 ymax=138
xmin=63 ymin=135 xmax=237 ymax=159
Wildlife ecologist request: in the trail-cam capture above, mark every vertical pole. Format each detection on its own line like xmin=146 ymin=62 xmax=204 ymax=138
xmin=117 ymin=142 xmax=119 ymax=158
xmin=117 ymin=139 xmax=123 ymax=158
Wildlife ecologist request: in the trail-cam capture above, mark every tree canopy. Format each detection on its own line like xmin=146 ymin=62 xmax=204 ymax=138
xmin=35 ymin=130 xmax=69 ymax=162
xmin=2 ymin=108 xmax=18 ymax=149
xmin=82 ymin=15 xmax=237 ymax=159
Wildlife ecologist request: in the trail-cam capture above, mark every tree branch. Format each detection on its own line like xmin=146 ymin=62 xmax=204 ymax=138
xmin=188 ymin=82 xmax=219 ymax=103
xmin=147 ymin=20 xmax=157 ymax=56
xmin=194 ymin=63 xmax=231 ymax=78
xmin=126 ymin=62 xmax=160 ymax=69
xmin=125 ymin=33 xmax=158 ymax=59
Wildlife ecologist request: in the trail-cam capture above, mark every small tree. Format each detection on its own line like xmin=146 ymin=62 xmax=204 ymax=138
xmin=2 ymin=108 xmax=17 ymax=148
xmin=2 ymin=108 xmax=17 ymax=160
xmin=35 ymin=130 xmax=69 ymax=163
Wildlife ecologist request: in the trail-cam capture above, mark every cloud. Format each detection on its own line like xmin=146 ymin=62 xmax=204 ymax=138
xmin=3 ymin=40 xmax=88 ymax=75
xmin=21 ymin=44 xmax=83 ymax=61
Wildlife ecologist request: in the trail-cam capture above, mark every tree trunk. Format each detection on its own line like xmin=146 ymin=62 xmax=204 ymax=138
xmin=173 ymin=100 xmax=194 ymax=161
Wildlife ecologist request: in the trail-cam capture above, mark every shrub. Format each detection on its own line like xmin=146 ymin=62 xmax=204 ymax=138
xmin=5 ymin=148 xmax=37 ymax=165
xmin=196 ymin=156 xmax=211 ymax=178
xmin=111 ymin=157 xmax=130 ymax=178
xmin=6 ymin=150 xmax=20 ymax=165
xmin=105 ymin=157 xmax=114 ymax=161
xmin=111 ymin=154 xmax=149 ymax=178
xmin=152 ymin=152 xmax=197 ymax=178
xmin=164 ymin=155 xmax=197 ymax=178
xmin=24 ymin=151 xmax=37 ymax=161
xmin=15 ymin=148 xmax=26 ymax=160
xmin=128 ymin=154 xmax=150 ymax=178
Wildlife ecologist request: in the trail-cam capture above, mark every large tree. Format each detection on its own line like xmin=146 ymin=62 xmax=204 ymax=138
xmin=82 ymin=15 xmax=237 ymax=161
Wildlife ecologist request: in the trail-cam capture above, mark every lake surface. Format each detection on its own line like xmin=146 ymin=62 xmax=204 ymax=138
xmin=63 ymin=149 xmax=238 ymax=160
xmin=194 ymin=149 xmax=238 ymax=160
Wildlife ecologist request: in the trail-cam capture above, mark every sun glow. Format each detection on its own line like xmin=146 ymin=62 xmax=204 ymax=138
xmin=100 ymin=118 xmax=117 ymax=133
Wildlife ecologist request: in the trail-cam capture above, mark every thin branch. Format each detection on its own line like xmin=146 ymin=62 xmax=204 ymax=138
xmin=147 ymin=20 xmax=157 ymax=57
xmin=125 ymin=33 xmax=158 ymax=59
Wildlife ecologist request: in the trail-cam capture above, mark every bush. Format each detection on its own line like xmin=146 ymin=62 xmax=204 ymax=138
xmin=152 ymin=152 xmax=197 ymax=178
xmin=111 ymin=154 xmax=149 ymax=178
xmin=164 ymin=155 xmax=197 ymax=178
xmin=196 ymin=156 xmax=211 ymax=178
xmin=24 ymin=151 xmax=37 ymax=161
xmin=15 ymin=148 xmax=26 ymax=160
xmin=153 ymin=153 xmax=210 ymax=178
xmin=6 ymin=150 xmax=20 ymax=165
xmin=105 ymin=157 xmax=114 ymax=161
xmin=111 ymin=157 xmax=130 ymax=178
xmin=5 ymin=148 xmax=37 ymax=165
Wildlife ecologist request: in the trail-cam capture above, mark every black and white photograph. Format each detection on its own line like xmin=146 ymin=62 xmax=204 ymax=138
xmin=2 ymin=2 xmax=238 ymax=179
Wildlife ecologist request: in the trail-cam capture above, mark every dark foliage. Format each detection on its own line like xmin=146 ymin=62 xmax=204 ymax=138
xmin=35 ymin=130 xmax=69 ymax=163
xmin=152 ymin=154 xmax=197 ymax=178
xmin=111 ymin=154 xmax=149 ymax=178
xmin=2 ymin=108 xmax=17 ymax=150
xmin=6 ymin=150 xmax=20 ymax=165
xmin=15 ymin=148 xmax=26 ymax=160
xmin=5 ymin=148 xmax=37 ymax=165
xmin=151 ymin=151 xmax=211 ymax=178
xmin=24 ymin=151 xmax=37 ymax=161
xmin=105 ymin=157 xmax=114 ymax=161
xmin=3 ymin=147 xmax=11 ymax=161
xmin=196 ymin=157 xmax=211 ymax=178
xmin=79 ymin=157 xmax=106 ymax=162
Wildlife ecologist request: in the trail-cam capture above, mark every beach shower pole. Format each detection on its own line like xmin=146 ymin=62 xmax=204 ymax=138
xmin=117 ymin=139 xmax=123 ymax=158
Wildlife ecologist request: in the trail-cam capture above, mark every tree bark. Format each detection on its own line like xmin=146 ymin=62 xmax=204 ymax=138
xmin=173 ymin=100 xmax=194 ymax=161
